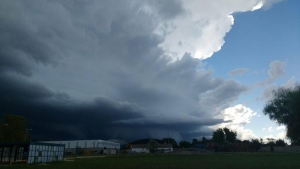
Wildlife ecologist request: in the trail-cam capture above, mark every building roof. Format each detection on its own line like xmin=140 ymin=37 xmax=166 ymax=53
xmin=0 ymin=142 xmax=65 ymax=147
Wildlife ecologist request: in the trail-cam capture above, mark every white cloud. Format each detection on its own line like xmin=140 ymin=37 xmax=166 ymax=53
xmin=281 ymin=77 xmax=297 ymax=89
xmin=212 ymin=104 xmax=258 ymax=140
xmin=262 ymin=131 xmax=287 ymax=143
xmin=262 ymin=128 xmax=266 ymax=130
xmin=256 ymin=60 xmax=286 ymax=88
xmin=228 ymin=68 xmax=248 ymax=76
xmin=267 ymin=61 xmax=286 ymax=82
xmin=158 ymin=0 xmax=283 ymax=60
xmin=261 ymin=84 xmax=277 ymax=102
xmin=276 ymin=131 xmax=286 ymax=140
xmin=222 ymin=104 xmax=257 ymax=125
xmin=261 ymin=77 xmax=296 ymax=102
xmin=268 ymin=127 xmax=273 ymax=132
xmin=277 ymin=125 xmax=286 ymax=131
xmin=252 ymin=1 xmax=264 ymax=11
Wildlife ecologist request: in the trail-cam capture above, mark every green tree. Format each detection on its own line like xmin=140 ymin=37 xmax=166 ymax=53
xmin=263 ymin=84 xmax=300 ymax=143
xmin=192 ymin=138 xmax=198 ymax=145
xmin=223 ymin=127 xmax=237 ymax=143
xmin=275 ymin=139 xmax=286 ymax=146
xmin=147 ymin=139 xmax=159 ymax=153
xmin=235 ymin=139 xmax=242 ymax=143
xmin=201 ymin=137 xmax=208 ymax=144
xmin=222 ymin=140 xmax=232 ymax=152
xmin=179 ymin=141 xmax=192 ymax=148
xmin=212 ymin=128 xmax=237 ymax=145
xmin=266 ymin=138 xmax=275 ymax=146
xmin=0 ymin=114 xmax=29 ymax=142
xmin=161 ymin=138 xmax=178 ymax=148
xmin=250 ymin=139 xmax=261 ymax=151
xmin=212 ymin=128 xmax=225 ymax=144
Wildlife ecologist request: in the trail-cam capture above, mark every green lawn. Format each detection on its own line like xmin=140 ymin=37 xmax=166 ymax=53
xmin=5 ymin=153 xmax=300 ymax=169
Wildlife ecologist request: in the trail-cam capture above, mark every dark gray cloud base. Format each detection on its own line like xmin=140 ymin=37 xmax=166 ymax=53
xmin=0 ymin=0 xmax=246 ymax=141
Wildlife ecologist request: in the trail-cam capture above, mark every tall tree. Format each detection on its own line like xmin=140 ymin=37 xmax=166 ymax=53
xmin=212 ymin=128 xmax=237 ymax=144
xmin=212 ymin=128 xmax=225 ymax=144
xmin=263 ymin=84 xmax=300 ymax=143
xmin=223 ymin=127 xmax=237 ymax=143
xmin=147 ymin=139 xmax=159 ymax=153
xmin=0 ymin=114 xmax=29 ymax=142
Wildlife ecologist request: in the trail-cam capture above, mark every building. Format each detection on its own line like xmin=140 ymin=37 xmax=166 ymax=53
xmin=131 ymin=144 xmax=173 ymax=153
xmin=0 ymin=142 xmax=64 ymax=164
xmin=41 ymin=139 xmax=120 ymax=155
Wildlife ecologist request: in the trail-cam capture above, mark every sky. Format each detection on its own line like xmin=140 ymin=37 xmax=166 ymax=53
xmin=0 ymin=0 xmax=299 ymax=143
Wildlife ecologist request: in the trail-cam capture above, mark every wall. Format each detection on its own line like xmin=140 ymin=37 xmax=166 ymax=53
xmin=27 ymin=144 xmax=64 ymax=164
xmin=42 ymin=140 xmax=120 ymax=149
xmin=157 ymin=147 xmax=173 ymax=153
xmin=131 ymin=148 xmax=149 ymax=153
xmin=260 ymin=146 xmax=300 ymax=152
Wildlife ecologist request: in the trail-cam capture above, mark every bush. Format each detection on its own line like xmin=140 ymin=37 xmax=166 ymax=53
xmin=83 ymin=150 xmax=90 ymax=155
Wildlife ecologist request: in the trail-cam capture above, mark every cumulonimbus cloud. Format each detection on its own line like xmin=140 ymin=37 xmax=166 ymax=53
xmin=0 ymin=0 xmax=282 ymax=141
xmin=156 ymin=0 xmax=283 ymax=60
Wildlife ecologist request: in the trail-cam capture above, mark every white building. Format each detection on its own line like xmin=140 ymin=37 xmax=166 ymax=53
xmin=42 ymin=139 xmax=120 ymax=155
xmin=131 ymin=144 xmax=173 ymax=153
xmin=0 ymin=142 xmax=64 ymax=164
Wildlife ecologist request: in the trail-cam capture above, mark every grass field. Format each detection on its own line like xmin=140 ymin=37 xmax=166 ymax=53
xmin=5 ymin=153 xmax=300 ymax=169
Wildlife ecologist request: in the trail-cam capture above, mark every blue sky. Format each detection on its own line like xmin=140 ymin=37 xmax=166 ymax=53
xmin=206 ymin=0 xmax=300 ymax=141
xmin=0 ymin=0 xmax=299 ymax=142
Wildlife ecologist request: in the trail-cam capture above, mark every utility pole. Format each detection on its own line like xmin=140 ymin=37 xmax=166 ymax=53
xmin=168 ymin=124 xmax=169 ymax=145
xmin=168 ymin=125 xmax=170 ymax=155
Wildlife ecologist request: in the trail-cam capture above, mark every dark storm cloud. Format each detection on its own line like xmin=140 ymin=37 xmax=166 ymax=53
xmin=0 ymin=73 xmax=145 ymax=140
xmin=0 ymin=0 xmax=247 ymax=142
xmin=0 ymin=72 xmax=221 ymax=141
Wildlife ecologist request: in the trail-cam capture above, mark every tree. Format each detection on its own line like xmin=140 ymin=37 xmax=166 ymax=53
xmin=147 ymin=139 xmax=159 ymax=153
xmin=179 ymin=141 xmax=192 ymax=148
xmin=235 ymin=139 xmax=242 ymax=143
xmin=161 ymin=138 xmax=179 ymax=148
xmin=192 ymin=138 xmax=198 ymax=145
xmin=222 ymin=140 xmax=232 ymax=152
xmin=0 ymin=114 xmax=29 ymax=142
xmin=275 ymin=139 xmax=286 ymax=146
xmin=266 ymin=138 xmax=275 ymax=146
xmin=201 ymin=137 xmax=208 ymax=144
xmin=212 ymin=128 xmax=237 ymax=144
xmin=250 ymin=139 xmax=261 ymax=151
xmin=242 ymin=140 xmax=250 ymax=144
xmin=212 ymin=128 xmax=225 ymax=144
xmin=223 ymin=127 xmax=237 ymax=143
xmin=263 ymin=84 xmax=300 ymax=143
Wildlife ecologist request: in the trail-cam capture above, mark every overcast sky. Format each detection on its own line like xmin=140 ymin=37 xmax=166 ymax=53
xmin=0 ymin=0 xmax=299 ymax=142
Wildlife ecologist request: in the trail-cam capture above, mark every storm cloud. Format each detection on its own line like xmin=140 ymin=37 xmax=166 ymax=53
xmin=1 ymin=0 xmax=279 ymax=142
